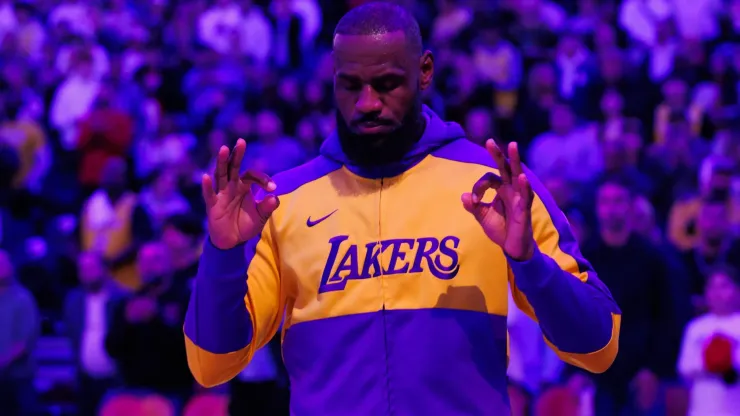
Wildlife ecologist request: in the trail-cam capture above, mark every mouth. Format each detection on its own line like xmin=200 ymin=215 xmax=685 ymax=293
xmin=354 ymin=121 xmax=394 ymax=134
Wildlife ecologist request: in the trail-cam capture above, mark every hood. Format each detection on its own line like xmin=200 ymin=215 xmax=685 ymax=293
xmin=319 ymin=105 xmax=466 ymax=178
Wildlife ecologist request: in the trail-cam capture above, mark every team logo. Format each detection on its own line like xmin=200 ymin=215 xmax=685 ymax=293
xmin=318 ymin=235 xmax=460 ymax=293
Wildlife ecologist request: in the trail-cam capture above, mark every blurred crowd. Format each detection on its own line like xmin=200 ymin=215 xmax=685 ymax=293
xmin=1 ymin=0 xmax=740 ymax=415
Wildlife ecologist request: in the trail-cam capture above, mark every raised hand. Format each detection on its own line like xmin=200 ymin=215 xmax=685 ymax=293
xmin=202 ymin=138 xmax=279 ymax=250
xmin=461 ymin=140 xmax=535 ymax=261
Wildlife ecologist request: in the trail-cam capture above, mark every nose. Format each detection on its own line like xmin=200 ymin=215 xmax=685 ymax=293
xmin=355 ymin=85 xmax=382 ymax=114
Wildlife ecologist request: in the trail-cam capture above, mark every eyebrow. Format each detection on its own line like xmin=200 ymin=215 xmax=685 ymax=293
xmin=336 ymin=68 xmax=407 ymax=81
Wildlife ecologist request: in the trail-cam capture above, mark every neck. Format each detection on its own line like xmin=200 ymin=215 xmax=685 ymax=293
xmin=601 ymin=228 xmax=631 ymax=247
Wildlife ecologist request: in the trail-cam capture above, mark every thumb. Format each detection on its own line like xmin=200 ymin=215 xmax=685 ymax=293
xmin=256 ymin=194 xmax=280 ymax=219
xmin=461 ymin=192 xmax=477 ymax=214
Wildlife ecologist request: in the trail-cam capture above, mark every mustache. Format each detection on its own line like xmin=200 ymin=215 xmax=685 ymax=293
xmin=351 ymin=114 xmax=395 ymax=126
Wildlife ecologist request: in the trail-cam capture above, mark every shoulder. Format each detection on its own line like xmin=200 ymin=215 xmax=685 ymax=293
xmin=430 ymin=138 xmax=496 ymax=170
xmin=269 ymin=155 xmax=342 ymax=198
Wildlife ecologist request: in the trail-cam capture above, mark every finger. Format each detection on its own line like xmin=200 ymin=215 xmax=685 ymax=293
xmin=228 ymin=139 xmax=247 ymax=182
xmin=508 ymin=142 xmax=524 ymax=179
xmin=255 ymin=194 xmax=280 ymax=222
xmin=201 ymin=173 xmax=217 ymax=207
xmin=239 ymin=169 xmax=277 ymax=192
xmin=486 ymin=139 xmax=511 ymax=184
xmin=518 ymin=173 xmax=534 ymax=210
xmin=215 ymin=145 xmax=230 ymax=192
xmin=461 ymin=192 xmax=489 ymax=222
xmin=471 ymin=172 xmax=502 ymax=204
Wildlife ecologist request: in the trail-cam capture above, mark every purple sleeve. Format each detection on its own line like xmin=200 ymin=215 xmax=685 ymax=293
xmin=184 ymin=238 xmax=255 ymax=354
xmin=508 ymin=172 xmax=620 ymax=355
xmin=508 ymin=248 xmax=619 ymax=354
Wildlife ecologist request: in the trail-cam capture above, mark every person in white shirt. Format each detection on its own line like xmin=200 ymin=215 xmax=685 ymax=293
xmin=678 ymin=266 xmax=740 ymax=416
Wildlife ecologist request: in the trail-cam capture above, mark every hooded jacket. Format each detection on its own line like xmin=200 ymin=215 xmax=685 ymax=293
xmin=184 ymin=106 xmax=621 ymax=415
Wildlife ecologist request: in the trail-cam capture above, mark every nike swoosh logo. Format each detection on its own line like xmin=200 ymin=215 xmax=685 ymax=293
xmin=307 ymin=209 xmax=338 ymax=227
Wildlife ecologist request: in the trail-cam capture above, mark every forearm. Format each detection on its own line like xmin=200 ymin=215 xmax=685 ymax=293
xmin=183 ymin=239 xmax=254 ymax=386
xmin=509 ymin=247 xmax=620 ymax=372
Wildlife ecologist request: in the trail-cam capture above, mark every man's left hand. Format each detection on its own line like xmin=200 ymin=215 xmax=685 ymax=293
xmin=462 ymin=140 xmax=535 ymax=261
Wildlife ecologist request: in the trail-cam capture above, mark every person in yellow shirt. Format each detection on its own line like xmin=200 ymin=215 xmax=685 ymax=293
xmin=0 ymin=101 xmax=50 ymax=192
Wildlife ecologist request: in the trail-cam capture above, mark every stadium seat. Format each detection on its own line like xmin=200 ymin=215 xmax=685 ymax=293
xmin=183 ymin=393 xmax=229 ymax=416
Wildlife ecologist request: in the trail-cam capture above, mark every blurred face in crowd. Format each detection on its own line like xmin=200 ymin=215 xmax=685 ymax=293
xmin=705 ymin=271 xmax=740 ymax=316
xmin=599 ymin=49 xmax=623 ymax=83
xmin=593 ymin=23 xmax=616 ymax=50
xmin=153 ymin=169 xmax=178 ymax=198
xmin=333 ymin=30 xmax=433 ymax=166
xmin=543 ymin=176 xmax=571 ymax=208
xmin=663 ymin=79 xmax=688 ymax=109
xmin=162 ymin=225 xmax=196 ymax=253
xmin=600 ymin=89 xmax=623 ymax=119
xmin=137 ymin=242 xmax=172 ymax=284
xmin=278 ymin=77 xmax=301 ymax=105
xmin=465 ymin=108 xmax=493 ymax=145
xmin=78 ymin=252 xmax=107 ymax=292
xmin=256 ymin=111 xmax=282 ymax=142
xmin=558 ymin=34 xmax=581 ymax=58
xmin=550 ymin=104 xmax=575 ymax=135
xmin=0 ymin=250 xmax=13 ymax=288
xmin=304 ymin=80 xmax=326 ymax=108
xmin=596 ymin=182 xmax=632 ymax=233
xmin=666 ymin=119 xmax=691 ymax=149
xmin=698 ymin=201 xmax=729 ymax=245
xmin=602 ymin=141 xmax=628 ymax=171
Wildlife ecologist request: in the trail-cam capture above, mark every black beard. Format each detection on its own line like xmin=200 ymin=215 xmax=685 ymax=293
xmin=336 ymin=97 xmax=424 ymax=167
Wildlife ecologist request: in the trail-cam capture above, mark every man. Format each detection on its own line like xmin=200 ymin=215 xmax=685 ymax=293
xmin=579 ymin=176 xmax=681 ymax=416
xmin=106 ymin=242 xmax=192 ymax=403
xmin=184 ymin=3 xmax=621 ymax=414
xmin=64 ymin=251 xmax=122 ymax=416
xmin=0 ymin=249 xmax=40 ymax=416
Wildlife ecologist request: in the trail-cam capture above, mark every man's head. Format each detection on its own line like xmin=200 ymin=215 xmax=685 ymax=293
xmin=333 ymin=1 xmax=433 ymax=166
xmin=78 ymin=251 xmax=108 ymax=292
xmin=596 ymin=175 xmax=634 ymax=235
xmin=162 ymin=214 xmax=204 ymax=254
xmin=550 ymin=103 xmax=575 ymax=135
xmin=705 ymin=266 xmax=740 ymax=316
xmin=0 ymin=249 xmax=13 ymax=288
xmin=137 ymin=241 xmax=172 ymax=286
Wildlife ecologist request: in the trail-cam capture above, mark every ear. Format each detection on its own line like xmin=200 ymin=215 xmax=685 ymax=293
xmin=419 ymin=50 xmax=434 ymax=91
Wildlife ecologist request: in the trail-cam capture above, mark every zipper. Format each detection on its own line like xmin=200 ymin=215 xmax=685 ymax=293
xmin=378 ymin=178 xmax=393 ymax=415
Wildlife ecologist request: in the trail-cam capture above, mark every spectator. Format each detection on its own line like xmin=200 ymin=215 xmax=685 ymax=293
xmin=63 ymin=251 xmax=123 ymax=416
xmin=577 ymin=176 xmax=677 ymax=416
xmin=0 ymin=98 xmax=50 ymax=192
xmin=0 ymin=249 xmax=40 ymax=416
xmin=242 ymin=110 xmax=306 ymax=175
xmin=678 ymin=266 xmax=740 ymax=416
xmin=76 ymin=83 xmax=134 ymax=189
xmin=80 ymin=158 xmax=153 ymax=289
xmin=138 ymin=168 xmax=191 ymax=233
xmin=105 ymin=242 xmax=192 ymax=404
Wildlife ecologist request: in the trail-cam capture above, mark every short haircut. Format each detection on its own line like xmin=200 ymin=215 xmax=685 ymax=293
xmin=597 ymin=173 xmax=636 ymax=197
xmin=334 ymin=1 xmax=423 ymax=56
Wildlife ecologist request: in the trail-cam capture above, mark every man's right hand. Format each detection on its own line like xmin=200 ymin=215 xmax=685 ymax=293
xmin=202 ymin=138 xmax=279 ymax=250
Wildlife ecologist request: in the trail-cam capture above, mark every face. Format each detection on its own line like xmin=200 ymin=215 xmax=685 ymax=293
xmin=100 ymin=159 xmax=127 ymax=193
xmin=153 ymin=169 xmax=177 ymax=197
xmin=333 ymin=31 xmax=433 ymax=165
xmin=663 ymin=79 xmax=687 ymax=108
xmin=78 ymin=252 xmax=107 ymax=289
xmin=137 ymin=243 xmax=172 ymax=283
xmin=162 ymin=226 xmax=193 ymax=252
xmin=698 ymin=202 xmax=728 ymax=242
xmin=601 ymin=90 xmax=623 ymax=117
xmin=256 ymin=111 xmax=282 ymax=141
xmin=631 ymin=196 xmax=655 ymax=237
xmin=465 ymin=109 xmax=492 ymax=145
xmin=706 ymin=272 xmax=740 ymax=315
xmin=596 ymin=183 xmax=632 ymax=233
xmin=278 ymin=77 xmax=300 ymax=104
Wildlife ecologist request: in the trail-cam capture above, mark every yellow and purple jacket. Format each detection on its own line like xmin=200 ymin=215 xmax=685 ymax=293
xmin=184 ymin=107 xmax=621 ymax=415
